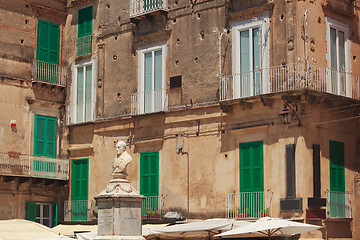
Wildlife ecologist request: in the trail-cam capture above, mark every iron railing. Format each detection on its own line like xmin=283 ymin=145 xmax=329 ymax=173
xmin=66 ymin=101 xmax=96 ymax=125
xmin=130 ymin=0 xmax=168 ymax=17
xmin=226 ymin=191 xmax=272 ymax=219
xmin=33 ymin=60 xmax=66 ymax=86
xmin=64 ymin=200 xmax=92 ymax=221
xmin=77 ymin=35 xmax=92 ymax=56
xmin=326 ymin=190 xmax=352 ymax=218
xmin=0 ymin=152 xmax=68 ymax=180
xmin=131 ymin=88 xmax=167 ymax=115
xmin=220 ymin=62 xmax=360 ymax=101
xmin=142 ymin=195 xmax=166 ymax=220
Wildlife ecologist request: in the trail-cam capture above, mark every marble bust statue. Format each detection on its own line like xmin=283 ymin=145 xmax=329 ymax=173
xmin=112 ymin=140 xmax=132 ymax=179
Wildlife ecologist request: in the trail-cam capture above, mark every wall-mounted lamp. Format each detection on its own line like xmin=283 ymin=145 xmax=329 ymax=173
xmin=279 ymin=101 xmax=301 ymax=126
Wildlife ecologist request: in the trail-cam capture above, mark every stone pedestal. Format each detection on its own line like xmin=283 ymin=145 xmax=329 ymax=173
xmin=94 ymin=178 xmax=145 ymax=240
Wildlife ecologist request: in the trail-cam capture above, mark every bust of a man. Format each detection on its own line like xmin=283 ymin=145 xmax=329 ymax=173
xmin=112 ymin=140 xmax=132 ymax=179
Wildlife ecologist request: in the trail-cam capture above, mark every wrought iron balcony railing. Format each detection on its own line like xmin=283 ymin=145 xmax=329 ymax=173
xmin=77 ymin=35 xmax=92 ymax=57
xmin=220 ymin=62 xmax=360 ymax=101
xmin=0 ymin=152 xmax=69 ymax=180
xmin=66 ymin=101 xmax=96 ymax=125
xmin=33 ymin=60 xmax=66 ymax=86
xmin=130 ymin=0 xmax=168 ymax=17
xmin=131 ymin=88 xmax=168 ymax=115
xmin=326 ymin=190 xmax=352 ymax=218
xmin=64 ymin=200 xmax=93 ymax=221
xmin=142 ymin=195 xmax=166 ymax=220
xmin=226 ymin=191 xmax=272 ymax=219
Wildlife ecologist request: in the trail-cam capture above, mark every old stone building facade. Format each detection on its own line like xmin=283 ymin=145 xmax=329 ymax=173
xmin=1 ymin=0 xmax=360 ymax=239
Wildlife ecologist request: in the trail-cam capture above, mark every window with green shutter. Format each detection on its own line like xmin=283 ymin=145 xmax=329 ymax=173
xmin=36 ymin=20 xmax=60 ymax=83
xmin=329 ymin=140 xmax=345 ymax=217
xmin=26 ymin=202 xmax=56 ymax=227
xmin=71 ymin=158 xmax=89 ymax=221
xmin=77 ymin=6 xmax=93 ymax=56
xmin=140 ymin=151 xmax=159 ymax=215
xmin=33 ymin=115 xmax=56 ymax=174
xmin=239 ymin=141 xmax=264 ymax=217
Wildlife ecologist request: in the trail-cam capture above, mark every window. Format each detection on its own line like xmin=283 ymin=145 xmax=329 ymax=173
xmin=71 ymin=158 xmax=89 ymax=221
xmin=326 ymin=17 xmax=350 ymax=97
xmin=137 ymin=43 xmax=167 ymax=114
xmin=36 ymin=20 xmax=60 ymax=83
xmin=140 ymin=151 xmax=159 ymax=216
xmin=232 ymin=14 xmax=269 ymax=98
xmin=27 ymin=202 xmax=57 ymax=227
xmin=69 ymin=59 xmax=96 ymax=124
xmin=78 ymin=6 xmax=93 ymax=56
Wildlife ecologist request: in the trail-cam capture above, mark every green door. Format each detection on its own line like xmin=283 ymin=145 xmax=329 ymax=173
xmin=78 ymin=6 xmax=93 ymax=56
xmin=34 ymin=115 xmax=56 ymax=174
xmin=329 ymin=140 xmax=345 ymax=217
xmin=140 ymin=151 xmax=159 ymax=215
xmin=71 ymin=158 xmax=89 ymax=221
xmin=239 ymin=141 xmax=264 ymax=217
xmin=36 ymin=20 xmax=60 ymax=83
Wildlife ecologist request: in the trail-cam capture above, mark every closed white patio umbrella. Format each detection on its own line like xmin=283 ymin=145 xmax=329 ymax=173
xmin=215 ymin=217 xmax=322 ymax=240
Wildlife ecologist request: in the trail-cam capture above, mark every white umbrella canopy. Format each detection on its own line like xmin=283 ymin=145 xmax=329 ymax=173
xmin=215 ymin=217 xmax=322 ymax=239
xmin=148 ymin=219 xmax=251 ymax=239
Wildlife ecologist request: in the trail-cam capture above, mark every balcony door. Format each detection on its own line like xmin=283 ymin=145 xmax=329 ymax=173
xmin=36 ymin=20 xmax=60 ymax=83
xmin=231 ymin=14 xmax=269 ymax=99
xmin=33 ymin=115 xmax=56 ymax=173
xmin=71 ymin=158 xmax=89 ymax=221
xmin=329 ymin=140 xmax=345 ymax=217
xmin=239 ymin=141 xmax=264 ymax=217
xmin=140 ymin=151 xmax=159 ymax=216
xmin=138 ymin=43 xmax=166 ymax=114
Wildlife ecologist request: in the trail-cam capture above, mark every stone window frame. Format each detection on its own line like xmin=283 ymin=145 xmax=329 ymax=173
xmin=231 ymin=12 xmax=270 ymax=98
xmin=325 ymin=17 xmax=351 ymax=97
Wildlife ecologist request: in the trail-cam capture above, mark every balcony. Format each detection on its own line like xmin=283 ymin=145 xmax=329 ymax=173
xmin=77 ymin=35 xmax=92 ymax=57
xmin=131 ymin=88 xmax=168 ymax=115
xmin=130 ymin=0 xmax=168 ymax=18
xmin=142 ymin=195 xmax=166 ymax=220
xmin=226 ymin=191 xmax=272 ymax=219
xmin=64 ymin=200 xmax=93 ymax=221
xmin=0 ymin=152 xmax=69 ymax=180
xmin=326 ymin=191 xmax=352 ymax=218
xmin=33 ymin=60 xmax=66 ymax=86
xmin=220 ymin=62 xmax=360 ymax=101
xmin=66 ymin=101 xmax=96 ymax=125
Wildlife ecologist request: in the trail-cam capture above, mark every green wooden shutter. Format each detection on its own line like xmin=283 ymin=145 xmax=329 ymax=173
xmin=140 ymin=152 xmax=159 ymax=216
xmin=329 ymin=140 xmax=345 ymax=192
xmin=78 ymin=6 xmax=93 ymax=38
xmin=71 ymin=158 xmax=89 ymax=221
xmin=34 ymin=115 xmax=56 ymax=158
xmin=36 ymin=20 xmax=59 ymax=83
xmin=78 ymin=6 xmax=93 ymax=56
xmin=26 ymin=202 xmax=37 ymax=222
xmin=329 ymin=140 xmax=345 ymax=217
xmin=239 ymin=141 xmax=264 ymax=217
xmin=37 ymin=20 xmax=59 ymax=64
xmin=239 ymin=141 xmax=264 ymax=192
xmin=140 ymin=151 xmax=159 ymax=196
xmin=52 ymin=202 xmax=58 ymax=226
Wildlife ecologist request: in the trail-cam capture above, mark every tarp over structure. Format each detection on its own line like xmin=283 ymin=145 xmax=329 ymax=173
xmin=0 ymin=219 xmax=60 ymax=240
xmin=147 ymin=219 xmax=251 ymax=239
